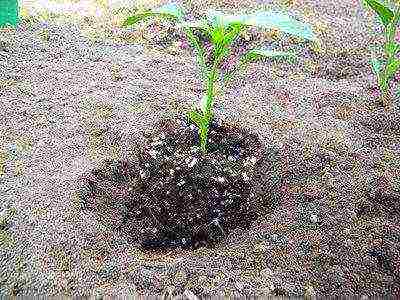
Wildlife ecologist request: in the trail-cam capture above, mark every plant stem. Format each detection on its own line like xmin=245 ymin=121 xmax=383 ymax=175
xmin=183 ymin=27 xmax=209 ymax=82
xmin=380 ymin=3 xmax=400 ymax=111
xmin=199 ymin=49 xmax=226 ymax=153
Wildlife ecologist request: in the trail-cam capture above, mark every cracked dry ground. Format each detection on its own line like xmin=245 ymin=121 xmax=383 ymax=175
xmin=1 ymin=0 xmax=400 ymax=298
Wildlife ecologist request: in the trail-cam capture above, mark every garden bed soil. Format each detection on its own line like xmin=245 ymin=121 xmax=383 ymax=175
xmin=77 ymin=116 xmax=283 ymax=252
xmin=1 ymin=0 xmax=400 ymax=297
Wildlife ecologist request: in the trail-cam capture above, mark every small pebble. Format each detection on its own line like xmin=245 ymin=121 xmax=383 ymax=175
xmin=148 ymin=149 xmax=158 ymax=158
xmin=186 ymin=157 xmax=198 ymax=167
xmin=139 ymin=170 xmax=148 ymax=179
xmin=310 ymin=213 xmax=319 ymax=224
xmin=242 ymin=172 xmax=249 ymax=181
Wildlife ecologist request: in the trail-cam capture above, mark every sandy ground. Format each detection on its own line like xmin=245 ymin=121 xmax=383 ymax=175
xmin=1 ymin=0 xmax=400 ymax=297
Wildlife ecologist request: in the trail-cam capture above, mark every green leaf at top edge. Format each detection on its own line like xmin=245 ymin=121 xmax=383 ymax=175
xmin=154 ymin=3 xmax=185 ymax=20
xmin=206 ymin=9 xmax=251 ymax=28
xmin=122 ymin=2 xmax=185 ymax=27
xmin=362 ymin=0 xmax=395 ymax=27
xmin=248 ymin=11 xmax=316 ymax=41
xmin=205 ymin=9 xmax=316 ymax=41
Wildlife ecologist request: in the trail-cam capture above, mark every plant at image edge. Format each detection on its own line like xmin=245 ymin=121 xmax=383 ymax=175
xmin=122 ymin=2 xmax=317 ymax=153
xmin=362 ymin=0 xmax=400 ymax=110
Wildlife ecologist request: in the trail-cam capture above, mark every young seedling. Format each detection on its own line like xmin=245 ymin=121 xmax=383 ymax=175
xmin=122 ymin=3 xmax=317 ymax=153
xmin=362 ymin=0 xmax=400 ymax=111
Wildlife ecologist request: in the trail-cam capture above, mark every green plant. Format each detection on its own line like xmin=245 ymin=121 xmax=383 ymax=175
xmin=122 ymin=3 xmax=316 ymax=153
xmin=362 ymin=0 xmax=400 ymax=110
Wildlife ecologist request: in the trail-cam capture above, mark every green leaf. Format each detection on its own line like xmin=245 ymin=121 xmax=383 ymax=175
xmin=122 ymin=3 xmax=184 ymax=27
xmin=379 ymin=76 xmax=389 ymax=93
xmin=176 ymin=19 xmax=209 ymax=30
xmin=205 ymin=9 xmax=315 ymax=41
xmin=211 ymin=25 xmax=225 ymax=45
xmin=370 ymin=57 xmax=384 ymax=76
xmin=384 ymin=41 xmax=397 ymax=56
xmin=362 ymin=0 xmax=394 ymax=27
xmin=386 ymin=20 xmax=397 ymax=42
xmin=248 ymin=11 xmax=316 ymax=41
xmin=153 ymin=3 xmax=184 ymax=20
xmin=206 ymin=10 xmax=250 ymax=28
xmin=183 ymin=29 xmax=207 ymax=75
xmin=386 ymin=57 xmax=400 ymax=80
xmin=183 ymin=28 xmax=210 ymax=82
xmin=222 ymin=23 xmax=243 ymax=47
xmin=384 ymin=41 xmax=400 ymax=56
xmin=215 ymin=46 xmax=231 ymax=63
xmin=122 ymin=11 xmax=154 ymax=27
xmin=187 ymin=109 xmax=205 ymax=128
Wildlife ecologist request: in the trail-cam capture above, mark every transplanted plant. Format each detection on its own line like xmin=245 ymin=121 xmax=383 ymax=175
xmin=122 ymin=2 xmax=317 ymax=153
xmin=362 ymin=0 xmax=400 ymax=110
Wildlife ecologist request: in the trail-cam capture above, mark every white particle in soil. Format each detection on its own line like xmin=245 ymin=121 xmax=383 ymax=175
xmin=189 ymin=124 xmax=196 ymax=131
xmin=228 ymin=155 xmax=235 ymax=161
xmin=151 ymin=140 xmax=163 ymax=147
xmin=169 ymin=169 xmax=175 ymax=175
xmin=187 ymin=157 xmax=198 ymax=168
xmin=235 ymin=282 xmax=244 ymax=291
xmin=191 ymin=146 xmax=199 ymax=153
xmin=149 ymin=149 xmax=158 ymax=158
xmin=140 ymin=170 xmax=147 ymax=179
xmin=176 ymin=166 xmax=181 ymax=170
xmin=242 ymin=172 xmax=249 ymax=181
xmin=177 ymin=180 xmax=185 ymax=186
xmin=249 ymin=156 xmax=257 ymax=164
xmin=310 ymin=214 xmax=319 ymax=223
xmin=217 ymin=176 xmax=225 ymax=183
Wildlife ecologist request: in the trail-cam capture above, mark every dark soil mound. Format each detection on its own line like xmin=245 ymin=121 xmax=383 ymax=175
xmin=77 ymin=114 xmax=283 ymax=252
